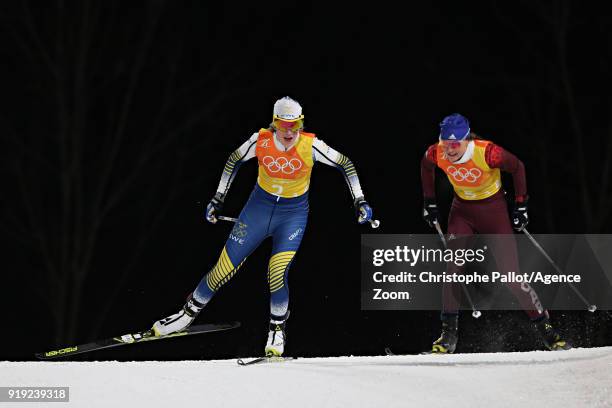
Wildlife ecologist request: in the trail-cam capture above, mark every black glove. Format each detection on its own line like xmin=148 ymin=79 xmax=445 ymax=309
xmin=511 ymin=200 xmax=529 ymax=231
xmin=422 ymin=198 xmax=439 ymax=228
xmin=205 ymin=192 xmax=224 ymax=224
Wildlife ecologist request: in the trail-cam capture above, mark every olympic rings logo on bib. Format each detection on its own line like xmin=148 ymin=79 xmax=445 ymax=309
xmin=446 ymin=166 xmax=482 ymax=183
xmin=262 ymin=155 xmax=303 ymax=174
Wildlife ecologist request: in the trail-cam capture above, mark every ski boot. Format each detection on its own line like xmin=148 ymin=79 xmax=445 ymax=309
xmin=152 ymin=294 xmax=205 ymax=336
xmin=534 ymin=316 xmax=571 ymax=351
xmin=265 ymin=319 xmax=287 ymax=357
xmin=431 ymin=313 xmax=458 ymax=354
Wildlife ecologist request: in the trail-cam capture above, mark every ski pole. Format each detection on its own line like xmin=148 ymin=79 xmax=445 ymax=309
xmin=433 ymin=221 xmax=482 ymax=319
xmin=197 ymin=201 xmax=238 ymax=224
xmin=217 ymin=215 xmax=238 ymax=223
xmin=522 ymin=228 xmax=597 ymax=312
xmin=220 ymin=214 xmax=379 ymax=228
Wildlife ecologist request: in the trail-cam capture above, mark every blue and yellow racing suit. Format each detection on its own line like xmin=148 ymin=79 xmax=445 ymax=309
xmin=193 ymin=128 xmax=365 ymax=321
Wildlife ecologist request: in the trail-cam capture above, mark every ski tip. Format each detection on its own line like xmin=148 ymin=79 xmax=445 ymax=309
xmin=237 ymin=357 xmax=267 ymax=366
xmin=236 ymin=356 xmax=296 ymax=366
xmin=386 ymin=347 xmax=449 ymax=356
xmin=420 ymin=350 xmax=451 ymax=355
xmin=35 ymin=347 xmax=79 ymax=360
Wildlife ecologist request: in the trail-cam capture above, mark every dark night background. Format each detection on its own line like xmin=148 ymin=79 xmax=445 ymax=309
xmin=1 ymin=1 xmax=611 ymax=360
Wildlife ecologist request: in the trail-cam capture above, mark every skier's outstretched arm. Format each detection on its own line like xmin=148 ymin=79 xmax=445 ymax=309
xmin=311 ymin=138 xmax=373 ymax=223
xmin=206 ymin=133 xmax=258 ymax=223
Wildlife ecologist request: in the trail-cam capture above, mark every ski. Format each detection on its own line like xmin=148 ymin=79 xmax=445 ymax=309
xmin=385 ymin=347 xmax=447 ymax=356
xmin=36 ymin=322 xmax=241 ymax=360
xmin=237 ymin=356 xmax=297 ymax=366
xmin=385 ymin=347 xmax=416 ymax=356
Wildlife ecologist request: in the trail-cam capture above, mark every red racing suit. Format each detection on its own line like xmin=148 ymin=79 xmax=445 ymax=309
xmin=421 ymin=139 xmax=545 ymax=319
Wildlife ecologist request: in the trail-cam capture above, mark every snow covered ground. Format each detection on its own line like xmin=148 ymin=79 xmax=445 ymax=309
xmin=3 ymin=347 xmax=612 ymax=408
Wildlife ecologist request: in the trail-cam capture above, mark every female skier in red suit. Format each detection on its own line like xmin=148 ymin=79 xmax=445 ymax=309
xmin=420 ymin=113 xmax=570 ymax=353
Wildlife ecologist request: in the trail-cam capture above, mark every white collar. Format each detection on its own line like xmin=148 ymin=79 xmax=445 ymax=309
xmin=453 ymin=140 xmax=475 ymax=164
xmin=273 ymin=131 xmax=299 ymax=151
